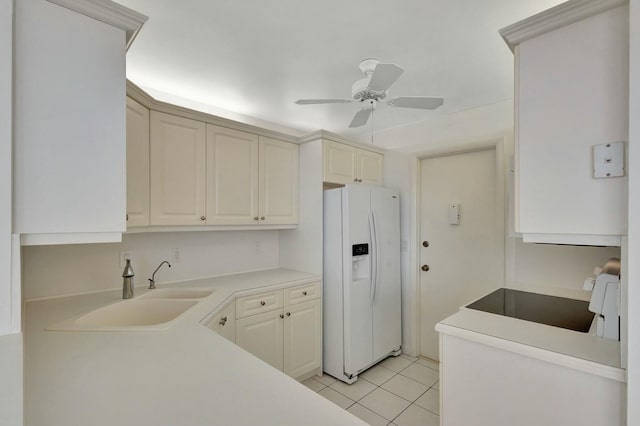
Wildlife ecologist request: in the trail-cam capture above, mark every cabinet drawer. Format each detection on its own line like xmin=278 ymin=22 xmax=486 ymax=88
xmin=236 ymin=289 xmax=284 ymax=319
xmin=205 ymin=301 xmax=236 ymax=342
xmin=284 ymin=282 xmax=320 ymax=306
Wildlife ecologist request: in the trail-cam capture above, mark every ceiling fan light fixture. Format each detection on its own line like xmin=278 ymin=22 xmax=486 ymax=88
xmin=294 ymin=59 xmax=445 ymax=128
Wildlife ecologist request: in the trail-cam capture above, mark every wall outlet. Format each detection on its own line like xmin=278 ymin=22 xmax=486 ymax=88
xmin=119 ymin=251 xmax=132 ymax=268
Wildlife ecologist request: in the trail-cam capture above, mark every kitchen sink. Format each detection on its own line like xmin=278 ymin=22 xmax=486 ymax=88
xmin=47 ymin=298 xmax=199 ymax=331
xmin=141 ymin=288 xmax=214 ymax=299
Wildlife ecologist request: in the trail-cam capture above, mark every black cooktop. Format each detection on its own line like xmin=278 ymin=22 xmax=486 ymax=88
xmin=466 ymin=288 xmax=595 ymax=333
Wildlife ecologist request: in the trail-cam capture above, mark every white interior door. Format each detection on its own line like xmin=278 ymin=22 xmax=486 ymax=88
xmin=419 ymin=148 xmax=504 ymax=361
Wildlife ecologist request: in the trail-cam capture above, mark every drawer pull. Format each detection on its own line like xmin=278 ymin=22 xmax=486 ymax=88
xmin=260 ymin=301 xmax=266 ymax=306
xmin=286 ymin=312 xmax=291 ymax=317
xmin=302 ymin=291 xmax=308 ymax=296
xmin=218 ymin=316 xmax=227 ymax=326
xmin=280 ymin=314 xmax=284 ymax=319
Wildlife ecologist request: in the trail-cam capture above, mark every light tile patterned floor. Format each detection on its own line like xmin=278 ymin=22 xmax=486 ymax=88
xmin=302 ymin=355 xmax=440 ymax=426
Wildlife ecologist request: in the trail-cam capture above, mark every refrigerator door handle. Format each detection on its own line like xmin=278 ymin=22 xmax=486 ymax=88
xmin=371 ymin=210 xmax=379 ymax=302
xmin=368 ymin=212 xmax=376 ymax=302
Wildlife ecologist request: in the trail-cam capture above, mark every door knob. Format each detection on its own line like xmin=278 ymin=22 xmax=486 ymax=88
xmin=422 ymin=241 xmax=429 ymax=247
xmin=421 ymin=265 xmax=430 ymax=272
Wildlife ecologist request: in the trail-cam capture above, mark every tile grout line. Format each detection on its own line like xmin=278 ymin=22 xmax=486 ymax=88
xmin=312 ymin=357 xmax=441 ymax=423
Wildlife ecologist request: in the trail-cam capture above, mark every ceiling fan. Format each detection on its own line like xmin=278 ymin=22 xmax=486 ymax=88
xmin=294 ymin=59 xmax=444 ymax=128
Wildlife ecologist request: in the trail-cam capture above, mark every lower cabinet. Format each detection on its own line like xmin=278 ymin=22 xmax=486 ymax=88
xmin=205 ymin=300 xmax=235 ymax=343
xmin=283 ymin=299 xmax=322 ymax=378
xmin=236 ymin=309 xmax=284 ymax=370
xmin=233 ymin=282 xmax=322 ymax=379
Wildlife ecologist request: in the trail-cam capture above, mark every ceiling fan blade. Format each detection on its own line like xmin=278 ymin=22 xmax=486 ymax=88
xmin=349 ymin=108 xmax=372 ymax=128
xmin=294 ymin=99 xmax=353 ymax=105
xmin=387 ymin=96 xmax=444 ymax=110
xmin=367 ymin=63 xmax=405 ymax=92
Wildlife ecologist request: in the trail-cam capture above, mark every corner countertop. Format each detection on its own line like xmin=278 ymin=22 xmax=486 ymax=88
xmin=435 ymin=284 xmax=625 ymax=383
xmin=24 ymin=268 xmax=367 ymax=426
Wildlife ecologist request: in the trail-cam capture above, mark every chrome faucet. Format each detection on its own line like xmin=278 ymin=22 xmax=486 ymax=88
xmin=148 ymin=260 xmax=171 ymax=289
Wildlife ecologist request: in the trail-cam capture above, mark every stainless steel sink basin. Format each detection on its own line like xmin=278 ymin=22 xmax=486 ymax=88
xmin=141 ymin=288 xmax=214 ymax=300
xmin=48 ymin=298 xmax=199 ymax=331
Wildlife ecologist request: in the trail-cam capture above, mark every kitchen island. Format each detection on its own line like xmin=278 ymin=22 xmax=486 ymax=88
xmin=24 ymin=268 xmax=366 ymax=426
xmin=436 ymin=285 xmax=626 ymax=426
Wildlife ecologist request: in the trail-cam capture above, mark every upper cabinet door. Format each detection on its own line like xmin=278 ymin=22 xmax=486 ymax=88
xmin=126 ymin=97 xmax=150 ymax=227
xmin=150 ymin=112 xmax=206 ymax=225
xmin=323 ymin=141 xmax=357 ymax=185
xmin=259 ymin=137 xmax=299 ymax=225
xmin=206 ymin=125 xmax=259 ymax=225
xmin=357 ymin=149 xmax=384 ymax=185
xmin=514 ymin=6 xmax=628 ymax=244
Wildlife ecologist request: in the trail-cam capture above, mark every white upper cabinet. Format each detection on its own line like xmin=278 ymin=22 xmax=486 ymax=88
xmin=127 ymin=83 xmax=299 ymax=230
xmin=206 ymin=125 xmax=260 ymax=225
xmin=323 ymin=140 xmax=383 ymax=185
xmin=357 ymin=149 xmax=384 ymax=185
xmin=13 ymin=1 xmax=146 ymax=245
xmin=502 ymin=1 xmax=628 ymax=246
xmin=259 ymin=136 xmax=299 ymax=225
xmin=126 ymin=97 xmax=150 ymax=227
xmin=323 ymin=141 xmax=357 ymax=184
xmin=150 ymin=111 xmax=206 ymax=225
xmin=206 ymin=127 xmax=298 ymax=226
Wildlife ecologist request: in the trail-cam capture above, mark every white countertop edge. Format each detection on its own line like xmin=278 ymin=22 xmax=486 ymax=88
xmin=435 ymin=322 xmax=626 ymax=383
xmin=24 ymin=266 xmax=321 ymax=303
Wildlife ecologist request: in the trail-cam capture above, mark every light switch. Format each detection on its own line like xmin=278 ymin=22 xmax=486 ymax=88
xmin=448 ymin=204 xmax=460 ymax=225
xmin=593 ymin=142 xmax=624 ymax=178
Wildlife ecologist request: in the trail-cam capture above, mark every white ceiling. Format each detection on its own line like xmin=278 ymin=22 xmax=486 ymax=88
xmin=120 ymin=0 xmax=565 ymax=139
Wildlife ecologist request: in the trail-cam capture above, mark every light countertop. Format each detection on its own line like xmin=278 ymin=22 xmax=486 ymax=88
xmin=24 ymin=268 xmax=366 ymax=426
xmin=435 ymin=284 xmax=625 ymax=383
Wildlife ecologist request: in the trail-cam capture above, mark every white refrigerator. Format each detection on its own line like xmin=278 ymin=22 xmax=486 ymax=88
xmin=323 ymin=185 xmax=402 ymax=384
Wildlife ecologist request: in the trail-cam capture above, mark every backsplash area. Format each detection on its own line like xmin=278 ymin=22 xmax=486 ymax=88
xmin=507 ymin=238 xmax=621 ymax=290
xmin=22 ymin=230 xmax=280 ymax=300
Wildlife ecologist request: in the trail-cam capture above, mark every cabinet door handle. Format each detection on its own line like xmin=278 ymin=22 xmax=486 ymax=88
xmin=260 ymin=301 xmax=266 ymax=306
xmin=279 ymin=314 xmax=284 ymax=319
xmin=254 ymin=216 xmax=259 ymax=221
xmin=286 ymin=312 xmax=291 ymax=317
xmin=354 ymin=178 xmax=359 ymax=182
xmin=200 ymin=216 xmax=206 ymax=221
xmin=302 ymin=291 xmax=308 ymax=296
xmin=126 ymin=214 xmax=129 ymax=221
xmin=218 ymin=316 xmax=227 ymax=326
xmin=260 ymin=216 xmax=265 ymax=220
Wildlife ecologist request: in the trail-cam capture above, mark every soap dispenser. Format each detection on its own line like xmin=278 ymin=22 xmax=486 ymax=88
xmin=122 ymin=258 xmax=135 ymax=299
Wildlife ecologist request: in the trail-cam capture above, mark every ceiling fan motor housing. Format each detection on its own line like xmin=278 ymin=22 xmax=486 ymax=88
xmin=351 ymin=77 xmax=386 ymax=102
